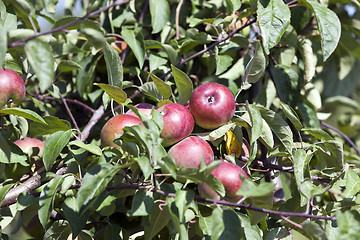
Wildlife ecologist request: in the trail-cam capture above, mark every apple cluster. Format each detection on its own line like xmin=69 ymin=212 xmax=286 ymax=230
xmin=100 ymin=82 xmax=248 ymax=201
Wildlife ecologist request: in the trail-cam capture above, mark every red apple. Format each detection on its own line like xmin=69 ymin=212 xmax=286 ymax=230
xmin=101 ymin=114 xmax=143 ymax=147
xmin=0 ymin=68 xmax=26 ymax=108
xmin=168 ymin=136 xmax=214 ymax=168
xmin=198 ymin=161 xmax=248 ymax=201
xmin=125 ymin=103 xmax=158 ymax=118
xmin=189 ymin=82 xmax=235 ymax=130
xmin=14 ymin=137 xmax=45 ymax=156
xmin=157 ymin=103 xmax=194 ymax=147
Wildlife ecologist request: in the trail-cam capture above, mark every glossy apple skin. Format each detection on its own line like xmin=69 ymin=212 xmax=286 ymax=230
xmin=0 ymin=68 xmax=26 ymax=108
xmin=101 ymin=114 xmax=143 ymax=147
xmin=198 ymin=161 xmax=248 ymax=201
xmin=168 ymin=136 xmax=214 ymax=168
xmin=126 ymin=103 xmax=158 ymax=118
xmin=157 ymin=103 xmax=194 ymax=147
xmin=14 ymin=137 xmax=45 ymax=156
xmin=189 ymin=82 xmax=235 ymax=130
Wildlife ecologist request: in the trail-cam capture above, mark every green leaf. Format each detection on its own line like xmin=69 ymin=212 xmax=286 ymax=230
xmin=149 ymin=72 xmax=172 ymax=99
xmin=134 ymin=156 xmax=154 ymax=180
xmin=149 ymin=53 xmax=168 ymax=72
xmin=257 ymin=0 xmax=291 ymax=54
xmin=63 ymin=197 xmax=89 ymax=238
xmin=57 ymin=60 xmax=82 ymax=72
xmin=323 ymin=141 xmax=344 ymax=170
xmin=95 ymin=83 xmax=127 ymax=104
xmin=260 ymin=108 xmax=294 ymax=155
xmin=210 ymin=208 xmax=244 ymax=240
xmin=0 ymin=184 xmax=15 ymax=206
xmin=344 ymin=169 xmax=360 ymax=199
xmin=76 ymin=163 xmax=121 ymax=210
xmin=336 ymin=210 xmax=360 ymax=239
xmin=42 ymin=130 xmax=72 ymax=171
xmin=294 ymin=149 xmax=311 ymax=185
xmin=51 ymin=16 xmax=102 ymax=37
xmin=302 ymin=128 xmax=333 ymax=141
xmin=29 ymin=116 xmax=71 ymax=137
xmin=171 ymin=65 xmax=193 ymax=105
xmin=238 ymin=213 xmax=262 ymax=240
xmin=128 ymin=189 xmax=154 ymax=216
xmin=0 ymin=24 xmax=7 ymax=68
xmin=69 ymin=140 xmax=102 ymax=156
xmin=280 ymin=102 xmax=303 ymax=131
xmin=215 ymin=48 xmax=233 ymax=75
xmin=103 ymin=42 xmax=123 ymax=87
xmin=299 ymin=38 xmax=316 ymax=82
xmin=144 ymin=202 xmax=171 ymax=240
xmin=0 ymin=107 xmax=47 ymax=124
xmin=174 ymin=190 xmax=195 ymax=221
xmin=299 ymin=0 xmax=341 ymax=61
xmin=80 ymin=28 xmax=107 ymax=49
xmin=243 ymin=41 xmax=266 ymax=85
xmin=149 ymin=0 xmax=170 ymax=34
xmin=248 ymin=104 xmax=263 ymax=144
xmin=76 ymin=53 xmax=101 ymax=98
xmin=0 ymin=140 xmax=28 ymax=165
xmin=43 ymin=220 xmax=72 ymax=239
xmin=237 ymin=179 xmax=275 ymax=198
xmin=24 ymin=39 xmax=54 ymax=92
xmin=0 ymin=132 xmax=10 ymax=161
xmin=247 ymin=194 xmax=273 ymax=225
xmin=38 ymin=176 xmax=64 ymax=228
xmin=121 ymin=28 xmax=145 ymax=69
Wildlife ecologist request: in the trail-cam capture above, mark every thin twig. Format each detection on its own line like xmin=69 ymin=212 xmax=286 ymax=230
xmin=8 ymin=0 xmax=130 ymax=48
xmin=80 ymin=105 xmax=105 ymax=142
xmin=320 ymin=121 xmax=360 ymax=156
xmin=59 ymin=91 xmax=82 ymax=138
xmin=176 ymin=0 xmax=184 ymax=39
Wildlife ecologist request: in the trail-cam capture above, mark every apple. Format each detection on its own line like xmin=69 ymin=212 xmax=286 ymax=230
xmin=0 ymin=68 xmax=26 ymax=108
xmin=168 ymin=136 xmax=214 ymax=168
xmin=198 ymin=161 xmax=248 ymax=201
xmin=189 ymin=82 xmax=235 ymax=130
xmin=157 ymin=103 xmax=194 ymax=147
xmin=14 ymin=137 xmax=45 ymax=156
xmin=125 ymin=103 xmax=158 ymax=118
xmin=101 ymin=114 xmax=143 ymax=147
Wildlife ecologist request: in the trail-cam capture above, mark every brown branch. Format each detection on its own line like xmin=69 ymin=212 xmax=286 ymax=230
xmin=59 ymin=91 xmax=81 ymax=138
xmin=79 ymin=105 xmax=105 ymax=142
xmin=175 ymin=0 xmax=185 ymax=39
xmin=8 ymin=0 xmax=130 ymax=48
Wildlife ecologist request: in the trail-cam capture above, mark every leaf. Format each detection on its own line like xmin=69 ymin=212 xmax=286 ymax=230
xmin=121 ymin=28 xmax=145 ymax=69
xmin=42 ymin=130 xmax=72 ymax=171
xmin=76 ymin=163 xmax=121 ymax=210
xmin=237 ymin=179 xmax=275 ymax=198
xmin=238 ymin=213 xmax=262 ymax=240
xmin=248 ymin=104 xmax=263 ymax=144
xmin=51 ymin=16 xmax=102 ymax=37
xmin=38 ymin=176 xmax=64 ymax=228
xmin=174 ymin=190 xmax=195 ymax=221
xmin=171 ymin=65 xmax=193 ymax=105
xmin=76 ymin=53 xmax=101 ymax=98
xmin=69 ymin=140 xmax=102 ymax=156
xmin=260 ymin=108 xmax=294 ymax=155
xmin=0 ymin=107 xmax=47 ymax=124
xmin=144 ymin=202 xmax=171 ymax=240
xmin=0 ymin=140 xmax=28 ymax=165
xmin=149 ymin=72 xmax=172 ymax=99
xmin=149 ymin=0 xmax=170 ymax=34
xmin=0 ymin=184 xmax=15 ymax=206
xmin=243 ymin=41 xmax=266 ymax=85
xmin=247 ymin=194 xmax=273 ymax=225
xmin=336 ymin=210 xmax=360 ymax=239
xmin=95 ymin=83 xmax=127 ymax=104
xmin=80 ymin=27 xmax=107 ymax=49
xmin=210 ymin=208 xmax=244 ymax=240
xmin=302 ymin=128 xmax=333 ymax=141
xmin=57 ymin=60 xmax=82 ymax=72
xmin=280 ymin=102 xmax=303 ymax=131
xmin=257 ymin=0 xmax=291 ymax=54
xmin=43 ymin=220 xmax=72 ymax=239
xmin=299 ymin=38 xmax=316 ymax=82
xmin=0 ymin=24 xmax=7 ymax=68
xmin=63 ymin=197 xmax=89 ymax=238
xmin=343 ymin=169 xmax=360 ymax=198
xmin=24 ymin=38 xmax=54 ymax=92
xmin=293 ymin=149 xmax=310 ymax=185
xmin=299 ymin=0 xmax=341 ymax=61
xmin=134 ymin=156 xmax=154 ymax=180
xmin=103 ymin=42 xmax=123 ymax=87
xmin=128 ymin=189 xmax=154 ymax=216
xmin=215 ymin=48 xmax=233 ymax=75
xmin=0 ymin=132 xmax=10 ymax=161
xmin=29 ymin=116 xmax=71 ymax=137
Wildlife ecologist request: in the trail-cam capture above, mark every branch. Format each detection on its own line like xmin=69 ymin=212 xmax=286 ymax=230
xmin=320 ymin=121 xmax=360 ymax=156
xmin=8 ymin=0 xmax=130 ymax=48
xmin=79 ymin=105 xmax=105 ymax=142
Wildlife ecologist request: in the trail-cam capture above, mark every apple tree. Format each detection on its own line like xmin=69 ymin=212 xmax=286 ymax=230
xmin=1 ymin=0 xmax=360 ymax=239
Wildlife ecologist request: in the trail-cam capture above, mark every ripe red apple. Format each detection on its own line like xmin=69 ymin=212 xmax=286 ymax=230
xmin=125 ymin=103 xmax=158 ymax=118
xmin=157 ymin=103 xmax=194 ymax=147
xmin=168 ymin=136 xmax=214 ymax=168
xmin=101 ymin=114 xmax=143 ymax=147
xmin=14 ymin=137 xmax=45 ymax=156
xmin=0 ymin=68 xmax=26 ymax=108
xmin=189 ymin=82 xmax=235 ymax=130
xmin=198 ymin=161 xmax=248 ymax=201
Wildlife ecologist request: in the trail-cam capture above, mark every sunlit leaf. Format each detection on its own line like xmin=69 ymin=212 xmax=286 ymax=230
xmin=43 ymin=130 xmax=72 ymax=171
xmin=171 ymin=65 xmax=193 ymax=105
xmin=149 ymin=0 xmax=170 ymax=34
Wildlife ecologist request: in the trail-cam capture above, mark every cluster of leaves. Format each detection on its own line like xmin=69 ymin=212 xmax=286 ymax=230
xmin=1 ymin=0 xmax=360 ymax=239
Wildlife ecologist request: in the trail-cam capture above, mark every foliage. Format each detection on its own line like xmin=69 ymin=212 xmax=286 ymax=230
xmin=0 ymin=0 xmax=360 ymax=239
